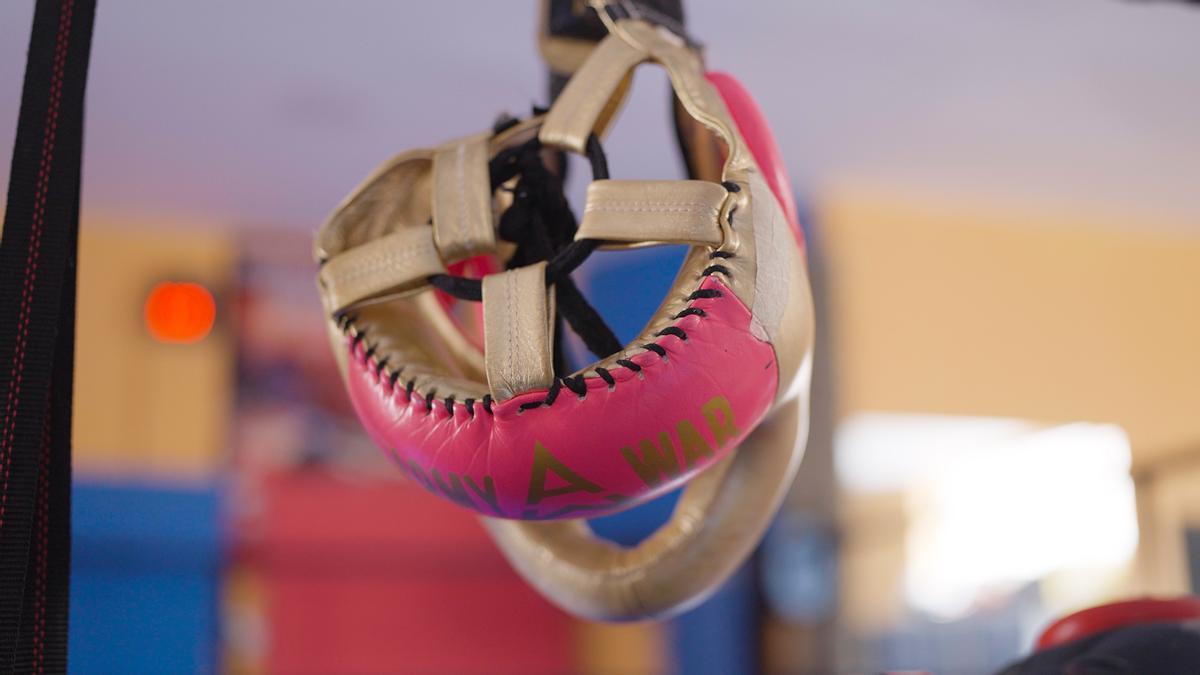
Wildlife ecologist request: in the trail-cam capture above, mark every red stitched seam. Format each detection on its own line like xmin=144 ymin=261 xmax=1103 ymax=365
xmin=0 ymin=0 xmax=75 ymax=532
xmin=30 ymin=403 xmax=51 ymax=673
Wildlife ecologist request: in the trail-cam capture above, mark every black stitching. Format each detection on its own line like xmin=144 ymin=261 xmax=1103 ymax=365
xmin=656 ymin=326 xmax=688 ymax=341
xmin=721 ymin=180 xmax=741 ymax=193
xmin=374 ymin=356 xmax=389 ymax=377
xmin=337 ymin=238 xmax=731 ymax=419
xmin=642 ymin=343 xmax=666 ymax=358
xmin=616 ymin=358 xmax=641 ymax=373
xmin=562 ymin=376 xmax=587 ymax=397
xmin=595 ymin=367 xmax=615 ymax=388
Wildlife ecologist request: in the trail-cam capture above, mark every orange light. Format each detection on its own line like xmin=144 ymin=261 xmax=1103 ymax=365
xmin=144 ymin=281 xmax=216 ymax=344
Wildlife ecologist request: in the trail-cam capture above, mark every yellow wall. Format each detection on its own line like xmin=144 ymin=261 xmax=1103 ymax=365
xmin=820 ymin=188 xmax=1200 ymax=469
xmin=73 ymin=214 xmax=234 ymax=479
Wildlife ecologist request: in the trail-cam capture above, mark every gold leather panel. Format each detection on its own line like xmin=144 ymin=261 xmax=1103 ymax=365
xmin=576 ymin=179 xmax=728 ymax=247
xmin=318 ymin=227 xmax=445 ymax=314
xmin=432 ymin=133 xmax=497 ymax=262
xmin=482 ymin=262 xmax=556 ymax=400
xmin=354 ymin=290 xmax=490 ymax=398
xmin=539 ymin=32 xmax=646 ymax=154
xmin=314 ymin=148 xmax=433 ymax=263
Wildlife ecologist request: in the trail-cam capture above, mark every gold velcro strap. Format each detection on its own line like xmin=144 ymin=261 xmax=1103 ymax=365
xmin=576 ymin=179 xmax=727 ymax=246
xmin=539 ymin=32 xmax=647 ymax=154
xmin=319 ymin=227 xmax=445 ymax=314
xmin=482 ymin=262 xmax=556 ymax=400
xmin=432 ymin=134 xmax=497 ymax=262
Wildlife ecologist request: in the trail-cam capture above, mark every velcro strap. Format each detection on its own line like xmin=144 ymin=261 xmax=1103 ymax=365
xmin=319 ymin=227 xmax=445 ymax=314
xmin=576 ymin=179 xmax=727 ymax=246
xmin=482 ymin=262 xmax=556 ymax=400
xmin=432 ymin=133 xmax=497 ymax=261
xmin=539 ymin=32 xmax=647 ymax=154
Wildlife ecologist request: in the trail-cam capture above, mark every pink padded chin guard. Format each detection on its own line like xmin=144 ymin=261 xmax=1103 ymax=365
xmin=345 ymin=274 xmax=778 ymax=520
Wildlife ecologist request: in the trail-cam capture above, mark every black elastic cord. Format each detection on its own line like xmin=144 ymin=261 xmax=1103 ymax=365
xmin=556 ymin=280 xmax=623 ymax=360
xmin=429 ymin=132 xmax=621 ymax=363
xmin=428 ymin=274 xmax=482 ymax=301
xmin=435 ymin=133 xmax=609 ymax=298
xmin=585 ymin=132 xmax=609 ymax=180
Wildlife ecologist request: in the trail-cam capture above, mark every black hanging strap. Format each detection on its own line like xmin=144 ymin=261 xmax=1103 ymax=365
xmin=0 ymin=0 xmax=96 ymax=672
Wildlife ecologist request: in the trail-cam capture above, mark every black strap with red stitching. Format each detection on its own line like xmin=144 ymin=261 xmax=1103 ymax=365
xmin=0 ymin=0 xmax=95 ymax=671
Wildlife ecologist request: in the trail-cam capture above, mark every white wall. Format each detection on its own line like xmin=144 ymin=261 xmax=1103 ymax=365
xmin=2 ymin=1 xmax=1198 ymax=229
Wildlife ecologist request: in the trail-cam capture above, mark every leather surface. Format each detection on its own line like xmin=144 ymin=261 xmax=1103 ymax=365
xmin=576 ymin=179 xmax=727 ymax=247
xmin=706 ymin=72 xmax=804 ymax=249
xmin=432 ymin=133 xmax=497 ymax=262
xmin=1036 ymin=597 xmax=1200 ymax=651
xmin=482 ymin=262 xmax=556 ymax=400
xmin=343 ymin=276 xmax=778 ymax=520
xmin=318 ymin=228 xmax=445 ymax=314
xmin=540 ymin=32 xmax=645 ymax=154
xmin=314 ymin=148 xmax=433 ymax=263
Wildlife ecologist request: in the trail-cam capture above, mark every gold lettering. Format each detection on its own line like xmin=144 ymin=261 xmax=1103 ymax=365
xmin=406 ymin=459 xmax=436 ymax=492
xmin=620 ymin=432 xmax=682 ymax=488
xmin=677 ymin=419 xmax=714 ymax=468
xmin=702 ymin=395 xmax=740 ymax=448
xmin=432 ymin=469 xmax=475 ymax=510
xmin=464 ymin=475 xmax=501 ymax=515
xmin=525 ymin=442 xmax=604 ymax=507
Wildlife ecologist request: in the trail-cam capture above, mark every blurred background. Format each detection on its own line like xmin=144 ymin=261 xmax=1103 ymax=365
xmin=3 ymin=1 xmax=1200 ymax=673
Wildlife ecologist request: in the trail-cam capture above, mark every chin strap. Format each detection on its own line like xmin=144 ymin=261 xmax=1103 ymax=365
xmin=0 ymin=0 xmax=96 ymax=671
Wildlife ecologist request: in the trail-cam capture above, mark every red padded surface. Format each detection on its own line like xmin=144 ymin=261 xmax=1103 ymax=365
xmin=706 ymin=71 xmax=804 ymax=249
xmin=1036 ymin=596 xmax=1200 ymax=651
